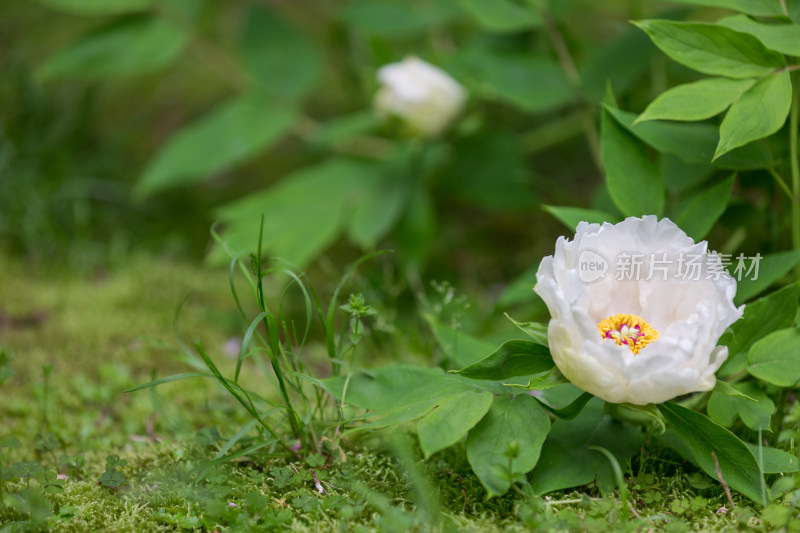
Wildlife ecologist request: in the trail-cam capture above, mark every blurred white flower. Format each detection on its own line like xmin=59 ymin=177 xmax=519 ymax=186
xmin=374 ymin=57 xmax=466 ymax=138
xmin=535 ymin=216 xmax=743 ymax=405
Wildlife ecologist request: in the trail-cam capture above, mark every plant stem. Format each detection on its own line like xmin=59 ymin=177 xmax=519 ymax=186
xmin=768 ymin=167 xmax=794 ymax=200
xmin=792 ymin=70 xmax=800 ymax=278
xmin=542 ymin=12 xmax=603 ymax=175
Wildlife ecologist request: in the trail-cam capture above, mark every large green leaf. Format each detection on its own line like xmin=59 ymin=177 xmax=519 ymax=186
xmin=136 ymin=95 xmax=296 ymax=197
xmin=601 ymin=108 xmax=665 ymax=217
xmin=455 ymin=340 xmax=553 ymax=381
xmin=426 ymin=317 xmax=497 ymax=368
xmin=34 ymin=0 xmax=152 ymax=15
xmin=348 ymin=176 xmax=410 ymax=248
xmin=542 ymin=205 xmax=621 ymax=231
xmin=633 ymin=20 xmax=785 ymax=78
xmin=659 ymin=0 xmax=786 ymax=16
xmin=340 ymin=0 xmax=461 ymax=38
xmin=450 ymin=44 xmax=573 ymax=113
xmin=719 ymin=15 xmax=800 ymax=56
xmin=744 ymin=444 xmax=800 ymax=474
xmin=530 ymin=399 xmax=643 ymax=495
xmin=466 ymin=394 xmax=550 ymax=496
xmin=720 ymin=283 xmax=800 ymax=375
xmin=659 ymin=154 xmax=714 ymax=193
xmin=673 ymin=175 xmax=734 ymax=240
xmin=240 ymin=5 xmax=321 ymax=101
xmin=38 ymin=15 xmax=187 ymax=81
xmin=734 ymin=250 xmax=800 ymax=304
xmin=417 ymin=390 xmax=494 ymax=458
xmin=213 ymin=159 xmax=374 ymax=267
xmin=607 ymin=106 xmax=774 ymax=170
xmin=658 ymin=402 xmax=766 ymax=505
xmin=747 ymin=328 xmax=800 ymax=387
xmin=716 ymin=71 xmax=791 ymax=159
xmin=459 ymin=0 xmax=542 ymax=32
xmin=707 ymin=381 xmax=775 ymax=431
xmin=636 ymin=77 xmax=756 ymax=123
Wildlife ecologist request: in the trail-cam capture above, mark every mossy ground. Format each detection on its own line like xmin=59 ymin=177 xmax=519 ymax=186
xmin=0 ymin=255 xmax=797 ymax=531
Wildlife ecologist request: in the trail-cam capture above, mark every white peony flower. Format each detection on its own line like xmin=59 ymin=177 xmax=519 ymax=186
xmin=374 ymin=57 xmax=466 ymax=138
xmin=534 ymin=216 xmax=744 ymax=405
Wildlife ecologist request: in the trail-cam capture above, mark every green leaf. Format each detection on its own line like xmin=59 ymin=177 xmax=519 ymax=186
xmin=240 ymin=5 xmax=321 ymax=101
xmin=38 ymin=15 xmax=187 ymax=81
xmin=673 ymin=175 xmax=734 ymax=240
xmin=509 ymin=367 xmax=569 ymax=391
xmin=707 ymin=381 xmax=774 ymax=431
xmin=601 ymin=107 xmax=665 ymax=217
xmin=734 ymin=250 xmax=800 ymax=304
xmin=506 ymin=315 xmax=549 ymax=346
xmin=136 ymin=94 xmax=296 ymax=197
xmin=459 ymin=0 xmax=542 ymax=32
xmin=607 ymin=106 xmax=774 ymax=170
xmin=213 ymin=159 xmax=374 ymax=267
xmin=659 ymin=0 xmax=786 ymax=16
xmin=466 ymin=394 xmax=550 ymax=496
xmin=537 ymin=391 xmax=595 ymax=420
xmin=450 ymin=44 xmax=573 ymax=113
xmin=719 ymin=15 xmax=800 ymax=56
xmin=340 ymin=0 xmax=460 ymax=38
xmin=426 ymin=317 xmax=497 ymax=367
xmin=745 ymin=444 xmax=800 ymax=474
xmin=659 ymin=154 xmax=714 ymax=193
xmin=636 ymin=77 xmax=756 ymax=123
xmin=530 ymin=399 xmax=643 ymax=495
xmin=455 ymin=340 xmax=553 ymax=381
xmin=34 ymin=0 xmax=151 ymax=15
xmin=720 ymin=282 xmax=800 ymax=375
xmin=716 ymin=71 xmax=791 ymax=159
xmin=542 ymin=205 xmax=621 ymax=231
xmin=417 ymin=390 xmax=494 ymax=458
xmin=633 ymin=20 xmax=785 ymax=78
xmin=747 ymin=327 xmax=800 ymax=387
xmin=348 ymin=175 xmax=409 ymax=249
xmin=497 ymin=265 xmax=545 ymax=309
xmin=658 ymin=401 xmax=766 ymax=505
xmin=0 ymin=436 xmax=20 ymax=449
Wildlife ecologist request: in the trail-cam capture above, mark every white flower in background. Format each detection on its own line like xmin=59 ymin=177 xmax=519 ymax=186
xmin=534 ymin=216 xmax=743 ymax=405
xmin=374 ymin=57 xmax=466 ymax=138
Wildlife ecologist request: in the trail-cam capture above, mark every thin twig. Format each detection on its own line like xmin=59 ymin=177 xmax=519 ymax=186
xmin=628 ymin=502 xmax=642 ymax=519
xmin=781 ymin=0 xmax=789 ymax=17
xmin=712 ymin=451 xmax=736 ymax=510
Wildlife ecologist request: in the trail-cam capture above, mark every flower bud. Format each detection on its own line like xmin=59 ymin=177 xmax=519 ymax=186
xmin=374 ymin=57 xmax=466 ymax=138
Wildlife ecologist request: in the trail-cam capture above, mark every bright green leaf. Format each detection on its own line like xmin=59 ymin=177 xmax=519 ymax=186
xmin=38 ymin=15 xmax=187 ymax=81
xmin=720 ymin=283 xmax=800 ymax=375
xmin=241 ymin=5 xmax=321 ymax=101
xmin=136 ymin=95 xmax=296 ymax=197
xmin=601 ymin=108 xmax=665 ymax=217
xmin=530 ymin=399 xmax=643 ymax=495
xmin=542 ymin=205 xmax=621 ymax=231
xmin=747 ymin=327 xmax=800 ymax=387
xmin=417 ymin=390 xmax=494 ymax=458
xmin=459 ymin=0 xmax=542 ymax=32
xmin=426 ymin=317 xmax=497 ymax=368
xmin=466 ymin=394 xmax=550 ymax=496
xmin=673 ymin=175 xmax=734 ymax=240
xmin=716 ymin=71 xmax=791 ymax=159
xmin=607 ymin=106 xmax=774 ymax=170
xmin=734 ymin=250 xmax=800 ymax=304
xmin=707 ymin=381 xmax=774 ymax=431
xmin=636 ymin=77 xmax=756 ymax=123
xmin=719 ymin=14 xmax=800 ymax=56
xmin=506 ymin=315 xmax=549 ymax=346
xmin=34 ymin=0 xmax=151 ymax=15
xmin=455 ymin=340 xmax=553 ymax=381
xmin=348 ymin=176 xmax=409 ymax=248
xmin=633 ymin=20 xmax=784 ymax=78
xmin=658 ymin=402 xmax=766 ymax=505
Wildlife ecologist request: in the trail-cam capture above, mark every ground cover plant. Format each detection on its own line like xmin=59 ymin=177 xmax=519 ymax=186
xmin=3 ymin=0 xmax=800 ymax=531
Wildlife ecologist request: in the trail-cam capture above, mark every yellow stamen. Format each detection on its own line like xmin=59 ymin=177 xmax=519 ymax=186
xmin=597 ymin=313 xmax=658 ymax=355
